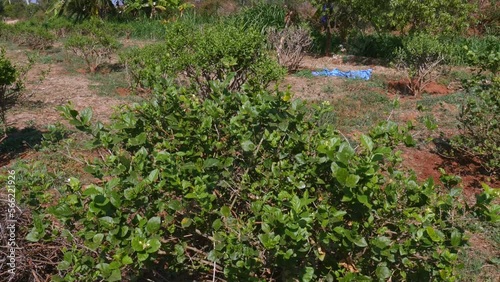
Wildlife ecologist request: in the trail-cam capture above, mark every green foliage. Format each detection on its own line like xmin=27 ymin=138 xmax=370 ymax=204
xmin=120 ymin=21 xmax=285 ymax=96
xmin=16 ymin=75 xmax=482 ymax=280
xmin=2 ymin=1 xmax=28 ymax=19
xmin=307 ymin=0 xmax=474 ymax=54
xmin=452 ymin=43 xmax=499 ymax=174
xmin=48 ymin=0 xmax=116 ymax=20
xmin=473 ymin=183 xmax=500 ymax=223
xmin=367 ymin=0 xmax=474 ymax=35
xmin=442 ymin=35 xmax=500 ymax=66
xmin=42 ymin=16 xmax=76 ymax=38
xmin=123 ymin=0 xmax=194 ymax=19
xmin=395 ymin=33 xmax=449 ymax=96
xmin=109 ymin=18 xmax=166 ymax=39
xmin=227 ymin=3 xmax=287 ymax=34
xmin=38 ymin=123 xmax=70 ymax=151
xmin=0 ymin=48 xmax=21 ymax=139
xmin=347 ymin=33 xmax=403 ymax=60
xmin=64 ymin=20 xmax=120 ymax=73
xmin=6 ymin=22 xmax=56 ymax=50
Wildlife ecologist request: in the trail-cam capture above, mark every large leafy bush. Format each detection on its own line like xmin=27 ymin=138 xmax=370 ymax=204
xmin=16 ymin=76 xmax=478 ymax=281
xmin=120 ymin=21 xmax=285 ymax=96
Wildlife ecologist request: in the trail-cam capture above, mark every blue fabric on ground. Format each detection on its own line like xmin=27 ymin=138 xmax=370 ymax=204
xmin=312 ymin=68 xmax=373 ymax=80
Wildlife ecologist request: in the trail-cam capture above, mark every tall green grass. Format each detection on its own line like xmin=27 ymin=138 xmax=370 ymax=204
xmin=226 ymin=3 xmax=287 ymax=34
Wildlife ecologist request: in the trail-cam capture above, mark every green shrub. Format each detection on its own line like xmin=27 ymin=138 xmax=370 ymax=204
xmin=443 ymin=35 xmax=500 ymax=66
xmin=16 ymin=74 xmax=486 ymax=281
xmin=0 ymin=48 xmax=22 ymax=141
xmin=395 ymin=33 xmax=449 ymax=96
xmin=347 ymin=33 xmax=403 ymax=60
xmin=452 ymin=43 xmax=499 ymax=174
xmin=18 ymin=26 xmax=56 ymax=50
xmin=120 ymin=21 xmax=285 ymax=96
xmin=64 ymin=20 xmax=119 ymax=73
xmin=0 ymin=22 xmax=14 ymax=41
xmin=43 ymin=17 xmax=75 ymax=38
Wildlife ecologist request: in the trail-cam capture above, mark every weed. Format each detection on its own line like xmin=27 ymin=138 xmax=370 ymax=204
xmin=88 ymin=70 xmax=132 ymax=98
xmin=321 ymin=83 xmax=336 ymax=94
xmin=293 ymin=69 xmax=315 ymax=78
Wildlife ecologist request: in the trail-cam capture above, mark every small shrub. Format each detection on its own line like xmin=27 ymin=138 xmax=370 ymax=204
xmin=44 ymin=17 xmax=75 ymax=38
xmin=395 ymin=33 xmax=449 ymax=96
xmin=64 ymin=21 xmax=119 ymax=73
xmin=347 ymin=33 xmax=403 ymax=60
xmin=0 ymin=48 xmax=22 ymax=141
xmin=18 ymin=26 xmax=56 ymax=50
xmin=268 ymin=25 xmax=312 ymax=72
xmin=452 ymin=44 xmax=499 ymax=174
xmin=120 ymin=21 xmax=285 ymax=96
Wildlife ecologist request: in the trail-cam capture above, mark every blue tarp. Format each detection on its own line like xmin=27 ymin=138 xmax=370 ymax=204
xmin=312 ymin=68 xmax=373 ymax=80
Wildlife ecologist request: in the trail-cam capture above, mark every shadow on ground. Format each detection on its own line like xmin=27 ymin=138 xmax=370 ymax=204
xmin=0 ymin=127 xmax=43 ymax=167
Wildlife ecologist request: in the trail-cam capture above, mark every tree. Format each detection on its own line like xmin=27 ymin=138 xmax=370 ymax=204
xmin=123 ymin=0 xmax=193 ymax=19
xmin=308 ymin=0 xmax=474 ymax=55
xmin=309 ymin=0 xmax=372 ymax=55
xmin=48 ymin=0 xmax=115 ymax=20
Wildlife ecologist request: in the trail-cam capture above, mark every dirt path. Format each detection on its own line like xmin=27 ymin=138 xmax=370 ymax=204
xmin=8 ymin=63 xmax=125 ymax=130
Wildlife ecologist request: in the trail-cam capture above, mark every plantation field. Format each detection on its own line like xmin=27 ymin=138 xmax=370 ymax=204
xmin=0 ymin=1 xmax=499 ymax=281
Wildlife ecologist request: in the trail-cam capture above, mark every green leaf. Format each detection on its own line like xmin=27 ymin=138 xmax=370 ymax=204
xmin=181 ymin=218 xmax=192 ymax=228
xmin=57 ymin=260 xmax=71 ymax=271
xmin=203 ymin=158 xmax=220 ymax=168
xmin=132 ymin=237 xmax=146 ymax=252
xmin=93 ymin=233 xmax=104 ymax=244
xmin=147 ymin=169 xmax=159 ymax=183
xmin=212 ymin=219 xmax=223 ymax=231
xmin=372 ymin=236 xmax=392 ymax=249
xmin=121 ymin=255 xmax=133 ymax=265
xmin=107 ymin=269 xmax=122 ymax=282
xmin=335 ymin=168 xmax=349 ymax=185
xmin=128 ymin=132 xmax=147 ymax=146
xmin=137 ymin=252 xmax=149 ymax=262
xmin=241 ymin=140 xmax=256 ymax=152
xmin=360 ymin=134 xmax=374 ymax=151
xmin=376 ymin=265 xmax=391 ymax=279
xmin=168 ymin=200 xmax=182 ymax=211
xmin=80 ymin=108 xmax=93 ymax=124
xmin=147 ymin=238 xmax=161 ymax=253
xmin=26 ymin=229 xmax=41 ymax=242
xmin=353 ymin=237 xmax=368 ymax=247
xmin=302 ymin=266 xmax=314 ymax=282
xmin=426 ymin=226 xmax=444 ymax=242
xmin=99 ymin=216 xmax=115 ymax=229
xmin=258 ymin=233 xmax=273 ymax=249
xmin=337 ymin=143 xmax=355 ymax=164
xmin=356 ymin=194 xmax=371 ymax=208
xmin=450 ymin=230 xmax=462 ymax=247
xmin=124 ymin=188 xmax=136 ymax=200
xmin=146 ymin=217 xmax=161 ymax=234
xmin=220 ymin=206 xmax=231 ymax=217
xmin=345 ymin=174 xmax=360 ymax=188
